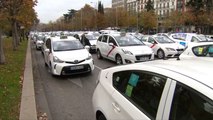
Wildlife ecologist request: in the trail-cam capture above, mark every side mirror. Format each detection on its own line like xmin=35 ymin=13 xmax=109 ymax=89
xmin=109 ymin=42 xmax=114 ymax=46
xmin=85 ymin=45 xmax=90 ymax=51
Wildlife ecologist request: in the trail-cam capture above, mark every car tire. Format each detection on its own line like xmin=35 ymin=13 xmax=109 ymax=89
xmin=157 ymin=49 xmax=165 ymax=59
xmin=116 ymin=54 xmax=123 ymax=65
xmin=97 ymin=50 xmax=103 ymax=59
xmin=97 ymin=113 xmax=106 ymax=120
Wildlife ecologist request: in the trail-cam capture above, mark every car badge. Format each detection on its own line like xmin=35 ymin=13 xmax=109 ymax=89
xmin=74 ymin=60 xmax=79 ymax=64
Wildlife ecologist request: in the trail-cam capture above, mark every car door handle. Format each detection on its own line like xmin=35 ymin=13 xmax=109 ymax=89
xmin=112 ymin=102 xmax=121 ymax=112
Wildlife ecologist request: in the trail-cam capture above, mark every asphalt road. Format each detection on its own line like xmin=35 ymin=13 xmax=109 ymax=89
xmin=32 ymin=44 xmax=116 ymax=120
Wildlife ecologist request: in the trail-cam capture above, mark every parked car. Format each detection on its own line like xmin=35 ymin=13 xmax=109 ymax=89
xmin=141 ymin=35 xmax=185 ymax=59
xmin=92 ymin=59 xmax=213 ymax=120
xmin=180 ymin=42 xmax=213 ymax=61
xmin=96 ymin=33 xmax=154 ymax=64
xmin=168 ymin=33 xmax=213 ymax=47
xmin=43 ymin=36 xmax=94 ymax=76
xmin=81 ymin=34 xmax=97 ymax=53
xmin=35 ymin=35 xmax=44 ymax=50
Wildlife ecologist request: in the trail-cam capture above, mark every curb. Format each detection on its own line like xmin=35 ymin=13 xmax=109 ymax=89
xmin=19 ymin=40 xmax=37 ymax=120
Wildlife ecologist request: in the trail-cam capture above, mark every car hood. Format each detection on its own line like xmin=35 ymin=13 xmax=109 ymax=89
xmin=159 ymin=43 xmax=185 ymax=49
xmin=53 ymin=49 xmax=90 ymax=61
xmin=89 ymin=40 xmax=97 ymax=46
xmin=121 ymin=46 xmax=153 ymax=55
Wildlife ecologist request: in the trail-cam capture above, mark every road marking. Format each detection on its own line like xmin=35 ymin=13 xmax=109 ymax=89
xmin=95 ymin=65 xmax=102 ymax=70
xmin=68 ymin=78 xmax=83 ymax=88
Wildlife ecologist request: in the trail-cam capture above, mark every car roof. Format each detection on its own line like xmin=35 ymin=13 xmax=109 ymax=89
xmin=141 ymin=59 xmax=213 ymax=89
xmin=50 ymin=36 xmax=77 ymax=42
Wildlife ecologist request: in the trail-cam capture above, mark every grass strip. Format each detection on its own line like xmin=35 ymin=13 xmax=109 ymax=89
xmin=0 ymin=38 xmax=28 ymax=120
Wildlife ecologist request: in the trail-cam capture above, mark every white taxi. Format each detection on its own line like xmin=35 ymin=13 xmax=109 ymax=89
xmin=180 ymin=42 xmax=213 ymax=61
xmin=168 ymin=33 xmax=213 ymax=47
xmin=43 ymin=36 xmax=94 ymax=76
xmin=141 ymin=35 xmax=185 ymax=59
xmin=96 ymin=33 xmax=154 ymax=64
xmin=92 ymin=59 xmax=213 ymax=120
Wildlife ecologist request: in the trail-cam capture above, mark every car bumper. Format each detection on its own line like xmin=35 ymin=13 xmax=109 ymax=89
xmin=165 ymin=50 xmax=183 ymax=58
xmin=123 ymin=53 xmax=155 ymax=64
xmin=51 ymin=59 xmax=94 ymax=75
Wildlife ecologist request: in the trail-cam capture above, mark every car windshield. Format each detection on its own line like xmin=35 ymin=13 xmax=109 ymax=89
xmin=115 ymin=35 xmax=145 ymax=46
xmin=53 ymin=40 xmax=84 ymax=51
xmin=192 ymin=45 xmax=213 ymax=57
xmin=85 ymin=35 xmax=96 ymax=40
xmin=37 ymin=36 xmax=44 ymax=41
xmin=154 ymin=36 xmax=175 ymax=43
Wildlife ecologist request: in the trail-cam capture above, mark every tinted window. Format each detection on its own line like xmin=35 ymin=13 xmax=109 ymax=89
xmin=192 ymin=45 xmax=213 ymax=57
xmin=46 ymin=38 xmax=51 ymax=49
xmin=113 ymin=70 xmax=166 ymax=119
xmin=108 ymin=36 xmax=117 ymax=46
xmin=169 ymin=83 xmax=213 ymax=120
xmin=98 ymin=36 xmax=102 ymax=41
xmin=102 ymin=35 xmax=108 ymax=43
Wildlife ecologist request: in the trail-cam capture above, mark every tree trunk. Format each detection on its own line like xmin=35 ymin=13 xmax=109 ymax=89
xmin=12 ymin=20 xmax=18 ymax=50
xmin=0 ymin=31 xmax=5 ymax=64
xmin=15 ymin=22 xmax=20 ymax=46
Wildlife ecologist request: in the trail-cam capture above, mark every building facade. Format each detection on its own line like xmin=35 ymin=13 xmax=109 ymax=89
xmin=112 ymin=0 xmax=127 ymax=8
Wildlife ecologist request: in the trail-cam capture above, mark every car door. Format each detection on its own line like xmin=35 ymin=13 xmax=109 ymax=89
xmin=162 ymin=80 xmax=213 ymax=120
xmin=106 ymin=36 xmax=118 ymax=60
xmin=44 ymin=38 xmax=51 ymax=66
xmin=148 ymin=37 xmax=159 ymax=54
xmin=100 ymin=35 xmax=109 ymax=57
xmin=110 ymin=70 xmax=170 ymax=120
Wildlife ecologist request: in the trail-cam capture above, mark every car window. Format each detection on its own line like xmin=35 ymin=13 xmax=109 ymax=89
xmin=98 ymin=36 xmax=102 ymax=42
xmin=46 ymin=38 xmax=51 ymax=49
xmin=115 ymin=35 xmax=144 ymax=46
xmin=192 ymin=45 xmax=213 ymax=57
xmin=53 ymin=40 xmax=84 ymax=51
xmin=102 ymin=35 xmax=108 ymax=43
xmin=191 ymin=36 xmax=199 ymax=42
xmin=169 ymin=82 xmax=213 ymax=120
xmin=148 ymin=37 xmax=155 ymax=44
xmin=108 ymin=36 xmax=117 ymax=46
xmin=113 ymin=70 xmax=167 ymax=119
xmin=154 ymin=36 xmax=175 ymax=43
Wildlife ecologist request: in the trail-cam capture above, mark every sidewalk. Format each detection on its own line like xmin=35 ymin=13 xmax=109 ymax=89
xmin=19 ymin=40 xmax=37 ymax=120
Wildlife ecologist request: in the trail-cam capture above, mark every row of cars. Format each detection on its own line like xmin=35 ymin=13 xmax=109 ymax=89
xmin=93 ymin=39 xmax=213 ymax=120
xmin=30 ymin=31 xmax=213 ymax=120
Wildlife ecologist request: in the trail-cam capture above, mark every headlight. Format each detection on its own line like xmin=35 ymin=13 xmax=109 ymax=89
xmin=122 ymin=49 xmax=133 ymax=55
xmin=166 ymin=48 xmax=175 ymax=51
xmin=53 ymin=56 xmax=64 ymax=63
xmin=86 ymin=55 xmax=92 ymax=60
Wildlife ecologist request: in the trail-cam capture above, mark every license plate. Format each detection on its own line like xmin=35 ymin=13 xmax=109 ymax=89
xmin=140 ymin=57 xmax=149 ymax=61
xmin=70 ymin=66 xmax=84 ymax=70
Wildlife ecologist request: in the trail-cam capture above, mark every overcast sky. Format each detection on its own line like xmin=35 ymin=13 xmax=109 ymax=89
xmin=34 ymin=0 xmax=112 ymax=23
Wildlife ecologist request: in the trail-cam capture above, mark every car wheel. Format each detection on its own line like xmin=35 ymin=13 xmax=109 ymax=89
xmin=97 ymin=113 xmax=106 ymax=120
xmin=97 ymin=50 xmax=103 ymax=59
xmin=116 ymin=54 xmax=123 ymax=65
xmin=157 ymin=49 xmax=165 ymax=59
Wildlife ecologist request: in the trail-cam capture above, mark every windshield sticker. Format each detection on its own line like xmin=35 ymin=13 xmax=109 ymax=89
xmin=198 ymin=47 xmax=204 ymax=55
xmin=128 ymin=73 xmax=139 ymax=87
xmin=208 ymin=46 xmax=213 ymax=53
xmin=125 ymin=85 xmax=133 ymax=97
